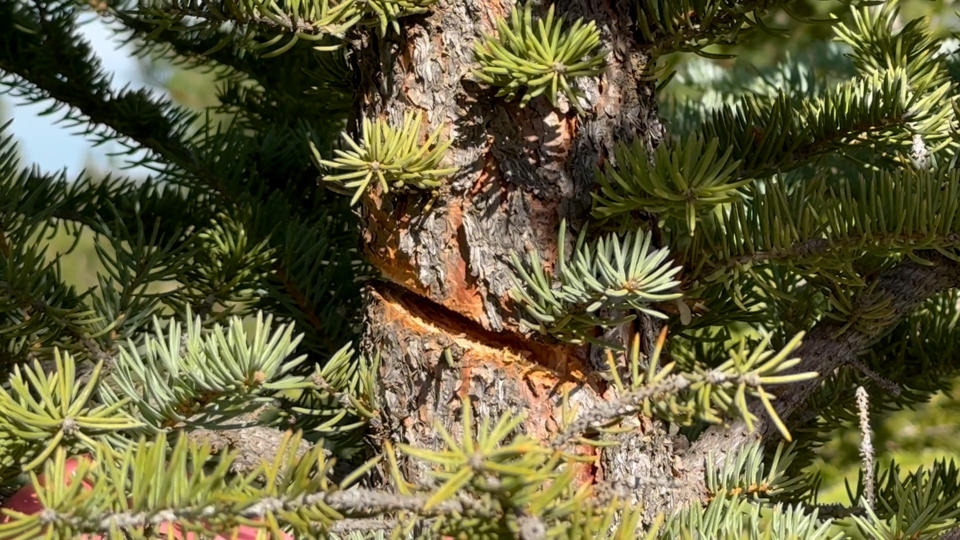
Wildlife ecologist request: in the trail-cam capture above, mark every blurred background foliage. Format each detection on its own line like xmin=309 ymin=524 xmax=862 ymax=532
xmin=0 ymin=0 xmax=956 ymax=509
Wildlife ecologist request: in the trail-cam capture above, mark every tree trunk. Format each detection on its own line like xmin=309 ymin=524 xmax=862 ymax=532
xmin=356 ymin=0 xmax=690 ymax=516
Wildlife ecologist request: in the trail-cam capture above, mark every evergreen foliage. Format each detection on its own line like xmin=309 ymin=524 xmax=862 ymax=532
xmin=134 ymin=0 xmax=438 ymax=54
xmin=102 ymin=312 xmax=308 ymax=431
xmin=591 ymin=134 xmax=744 ymax=232
xmin=0 ymin=354 xmax=138 ymax=473
xmin=847 ymin=459 xmax=960 ymax=538
xmin=0 ymin=0 xmax=959 ymax=537
xmin=551 ymin=329 xmax=813 ymax=445
xmin=636 ymin=0 xmax=795 ymax=59
xmin=511 ymin=223 xmax=683 ymax=342
xmin=313 ymin=112 xmax=456 ymax=205
xmin=474 ymin=3 xmax=605 ymax=108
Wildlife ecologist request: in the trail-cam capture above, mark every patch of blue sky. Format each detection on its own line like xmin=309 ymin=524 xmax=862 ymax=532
xmin=2 ymin=14 xmax=166 ymax=178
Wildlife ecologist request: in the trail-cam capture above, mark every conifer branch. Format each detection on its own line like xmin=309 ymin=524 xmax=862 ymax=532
xmin=830 ymin=289 xmax=960 ymax=418
xmin=133 ymin=0 xmax=439 ymax=54
xmin=474 ymin=3 xmax=605 ymax=109
xmin=313 ymin=111 xmax=455 ymax=204
xmin=102 ymin=312 xmax=310 ymax=431
xmin=0 ymin=2 xmax=227 ymax=195
xmin=111 ymin=10 xmax=257 ymax=77
xmin=553 ymin=374 xmax=690 ymax=449
xmin=849 ymin=459 xmax=960 ymax=538
xmin=5 ymin=455 xmax=473 ymax=538
xmin=664 ymin=496 xmax=838 ymax=539
xmin=0 ymin=67 xmax=216 ymax=194
xmin=0 ymin=429 xmax=552 ymax=539
xmin=848 ymin=358 xmax=901 ymax=397
xmin=511 ymin=222 xmax=683 ymax=343
xmin=2 ymin=6 xmax=359 ymax=362
xmin=158 ymin=3 xmax=349 ymax=37
xmin=275 ymin=264 xmax=331 ymax=333
xmin=2 ymin=0 xmax=960 ymax=536
xmin=637 ymin=0 xmax=794 ymax=59
xmin=554 ymin=329 xmax=813 ymax=447
xmin=1 ymin=285 xmax=110 ymax=363
xmin=0 ymin=204 xmax=109 ymax=362
xmin=593 ymin=69 xmax=949 ymax=229
xmin=0 ymin=353 xmax=139 ymax=472
xmin=32 ymin=488 xmax=475 ymax=534
xmin=686 ymin=253 xmax=960 ymax=483
xmin=704 ymin=442 xmax=805 ymax=502
xmin=686 ymin=168 xmax=960 ymax=284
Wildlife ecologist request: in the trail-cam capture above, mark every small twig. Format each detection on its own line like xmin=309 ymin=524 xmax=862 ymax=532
xmin=551 ymin=375 xmax=691 ymax=449
xmin=552 ymin=366 xmax=791 ymax=450
xmin=850 ymin=358 xmax=901 ymax=397
xmin=799 ymin=501 xmax=861 ymax=520
xmin=274 ymin=264 xmax=342 ymax=353
xmin=3 ymin=281 xmax=114 ymax=363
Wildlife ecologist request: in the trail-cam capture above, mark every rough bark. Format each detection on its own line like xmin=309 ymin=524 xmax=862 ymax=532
xmin=354 ymin=0 xmax=685 ymax=515
xmin=941 ymin=527 xmax=960 ymax=540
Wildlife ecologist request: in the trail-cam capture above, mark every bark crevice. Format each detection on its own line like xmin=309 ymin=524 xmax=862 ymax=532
xmin=357 ymin=0 xmax=684 ymax=517
xmin=371 ymin=280 xmax=593 ymax=381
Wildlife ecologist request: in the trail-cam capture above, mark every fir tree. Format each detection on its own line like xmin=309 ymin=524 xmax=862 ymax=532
xmin=0 ymin=0 xmax=958 ymax=538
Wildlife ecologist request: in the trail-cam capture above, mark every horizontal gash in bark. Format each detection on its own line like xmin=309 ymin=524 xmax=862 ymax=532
xmin=352 ymin=0 xmax=695 ymax=513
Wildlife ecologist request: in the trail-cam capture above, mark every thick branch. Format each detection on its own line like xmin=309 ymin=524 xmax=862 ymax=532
xmin=551 ymin=368 xmax=795 ymax=450
xmin=682 ymin=254 xmax=960 ymax=503
xmin=552 ymin=376 xmax=691 ymax=449
xmin=719 ymin=233 xmax=960 ymax=273
xmin=763 ymin=254 xmax=960 ymax=427
xmin=41 ymin=487 xmax=488 ymax=536
xmin=187 ymin=424 xmax=313 ymax=474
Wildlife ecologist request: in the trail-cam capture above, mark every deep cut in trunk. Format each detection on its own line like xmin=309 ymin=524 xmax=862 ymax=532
xmin=354 ymin=0 xmax=691 ymax=516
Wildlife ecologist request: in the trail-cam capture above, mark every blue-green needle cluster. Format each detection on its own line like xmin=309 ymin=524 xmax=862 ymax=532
xmin=474 ymin=4 xmax=605 ymax=109
xmin=511 ymin=222 xmax=683 ymax=343
xmin=314 ymin=111 xmax=456 ymax=205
